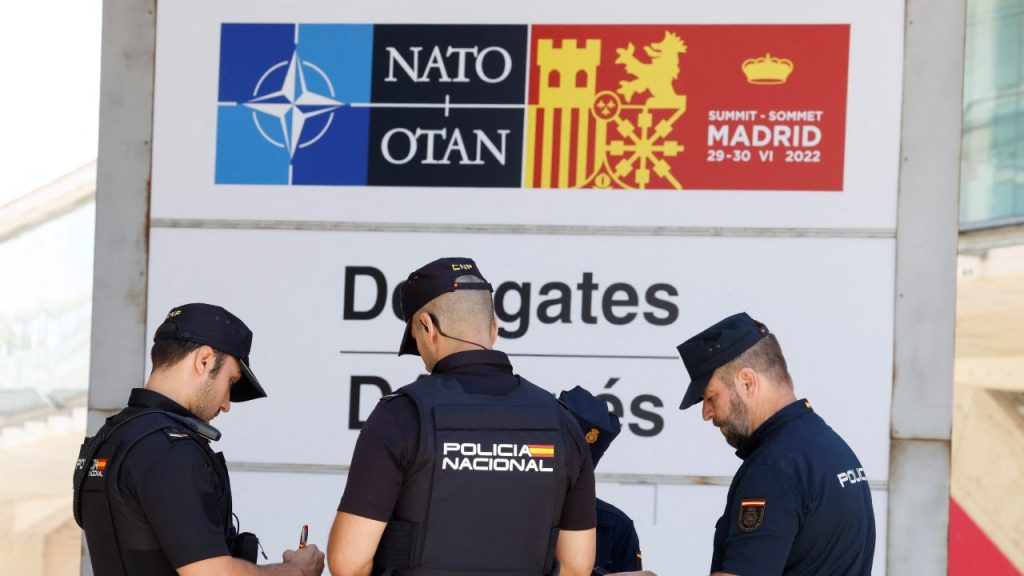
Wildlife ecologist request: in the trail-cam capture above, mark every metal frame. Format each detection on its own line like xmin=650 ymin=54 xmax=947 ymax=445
xmin=889 ymin=0 xmax=965 ymax=573
xmin=82 ymin=0 xmax=157 ymax=573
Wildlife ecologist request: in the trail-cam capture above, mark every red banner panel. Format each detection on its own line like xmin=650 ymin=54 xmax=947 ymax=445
xmin=526 ymin=25 xmax=850 ymax=191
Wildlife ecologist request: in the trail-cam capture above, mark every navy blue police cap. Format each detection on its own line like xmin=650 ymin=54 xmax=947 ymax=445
xmin=676 ymin=312 xmax=769 ymax=410
xmin=153 ymin=303 xmax=267 ymax=402
xmin=397 ymin=257 xmax=493 ymax=356
xmin=558 ymin=386 xmax=621 ymax=467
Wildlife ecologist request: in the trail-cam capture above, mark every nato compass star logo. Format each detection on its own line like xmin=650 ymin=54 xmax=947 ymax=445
xmin=215 ymin=23 xmax=525 ymax=187
xmin=216 ymin=23 xmax=372 ymax=185
xmin=245 ymin=51 xmax=342 ymax=158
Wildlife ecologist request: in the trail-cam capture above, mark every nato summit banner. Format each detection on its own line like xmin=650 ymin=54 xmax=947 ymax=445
xmin=214 ymin=24 xmax=848 ymax=190
xmin=147 ymin=1 xmax=902 ymax=572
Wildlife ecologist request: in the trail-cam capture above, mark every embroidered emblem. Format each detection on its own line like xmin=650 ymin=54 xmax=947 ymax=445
xmin=738 ymin=498 xmax=766 ymax=532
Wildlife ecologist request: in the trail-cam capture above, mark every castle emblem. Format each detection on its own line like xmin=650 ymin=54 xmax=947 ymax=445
xmin=526 ymin=31 xmax=688 ymax=190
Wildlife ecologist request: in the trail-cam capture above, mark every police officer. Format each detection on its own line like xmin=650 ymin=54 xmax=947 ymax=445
xmin=74 ymin=303 xmax=324 ymax=576
xmin=327 ymin=257 xmax=596 ymax=576
xmin=676 ymin=312 xmax=875 ymax=576
xmin=558 ymin=386 xmax=644 ymax=575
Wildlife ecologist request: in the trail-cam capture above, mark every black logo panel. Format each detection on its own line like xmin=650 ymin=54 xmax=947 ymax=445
xmin=365 ymin=25 xmax=527 ymax=187
xmin=367 ymin=107 xmax=523 ymax=187
xmin=371 ymin=25 xmax=528 ymax=104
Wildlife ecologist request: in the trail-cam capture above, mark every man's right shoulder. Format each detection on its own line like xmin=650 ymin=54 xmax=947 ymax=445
xmin=373 ymin=389 xmax=416 ymax=412
xmin=363 ymin=392 xmax=419 ymax=438
xmin=110 ymin=416 xmax=208 ymax=477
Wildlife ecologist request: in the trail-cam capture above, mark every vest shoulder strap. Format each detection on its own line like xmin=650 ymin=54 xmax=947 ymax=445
xmin=73 ymin=409 xmax=212 ymax=528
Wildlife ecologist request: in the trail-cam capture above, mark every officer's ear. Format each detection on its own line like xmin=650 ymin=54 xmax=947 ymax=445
xmin=488 ymin=315 xmax=498 ymax=347
xmin=736 ymin=367 xmax=758 ymax=399
xmin=418 ymin=311 xmax=436 ymax=338
xmin=193 ymin=345 xmax=218 ymax=377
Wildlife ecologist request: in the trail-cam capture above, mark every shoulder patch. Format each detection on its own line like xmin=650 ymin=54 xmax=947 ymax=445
xmin=163 ymin=426 xmax=192 ymax=440
xmin=738 ymin=498 xmax=766 ymax=532
xmin=379 ymin=392 xmax=404 ymax=403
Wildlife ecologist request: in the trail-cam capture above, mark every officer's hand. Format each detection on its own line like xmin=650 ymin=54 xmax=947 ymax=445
xmin=282 ymin=544 xmax=325 ymax=576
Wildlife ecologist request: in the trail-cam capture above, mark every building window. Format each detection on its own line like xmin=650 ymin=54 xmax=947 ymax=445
xmin=961 ymin=0 xmax=1024 ymax=229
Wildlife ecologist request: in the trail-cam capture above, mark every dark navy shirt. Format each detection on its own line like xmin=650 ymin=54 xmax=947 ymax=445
xmin=594 ymin=498 xmax=642 ymax=574
xmin=711 ymin=399 xmax=875 ymax=576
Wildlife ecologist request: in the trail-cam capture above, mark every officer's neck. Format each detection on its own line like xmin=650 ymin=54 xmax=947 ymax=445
xmin=145 ymin=368 xmax=198 ymax=416
xmin=429 ymin=341 xmax=490 ymax=372
xmin=747 ymin=385 xmax=798 ymax=434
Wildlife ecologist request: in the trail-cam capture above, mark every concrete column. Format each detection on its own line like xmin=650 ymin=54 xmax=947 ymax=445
xmin=82 ymin=0 xmax=157 ymax=573
xmin=889 ymin=0 xmax=965 ymax=573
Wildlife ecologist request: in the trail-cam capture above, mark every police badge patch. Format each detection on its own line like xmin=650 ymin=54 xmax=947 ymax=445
xmin=738 ymin=498 xmax=766 ymax=532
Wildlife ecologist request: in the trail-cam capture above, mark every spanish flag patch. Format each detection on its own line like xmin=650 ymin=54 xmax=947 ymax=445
xmin=527 ymin=445 xmax=555 ymax=458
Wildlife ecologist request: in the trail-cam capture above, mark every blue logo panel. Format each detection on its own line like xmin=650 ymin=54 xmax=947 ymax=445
xmin=215 ymin=106 xmax=290 ymax=185
xmin=215 ymin=23 xmax=373 ymax=185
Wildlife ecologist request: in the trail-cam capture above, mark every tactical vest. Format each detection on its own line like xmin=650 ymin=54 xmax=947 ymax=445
xmin=73 ymin=408 xmax=255 ymax=575
xmin=374 ymin=375 xmax=570 ymax=576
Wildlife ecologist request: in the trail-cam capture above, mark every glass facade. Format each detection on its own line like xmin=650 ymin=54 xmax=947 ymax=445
xmin=961 ymin=0 xmax=1024 ymax=229
xmin=0 ymin=201 xmax=94 ymax=396
xmin=0 ymin=198 xmax=94 ymax=576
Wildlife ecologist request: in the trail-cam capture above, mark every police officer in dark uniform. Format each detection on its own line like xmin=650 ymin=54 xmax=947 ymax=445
xmin=676 ymin=312 xmax=875 ymax=576
xmin=73 ymin=303 xmax=325 ymax=576
xmin=327 ymin=257 xmax=597 ymax=576
xmin=558 ymin=386 xmax=644 ymax=576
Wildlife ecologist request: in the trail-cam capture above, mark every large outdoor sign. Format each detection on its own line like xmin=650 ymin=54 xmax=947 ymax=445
xmin=215 ymin=24 xmax=849 ymax=190
xmin=147 ymin=1 xmax=902 ymax=572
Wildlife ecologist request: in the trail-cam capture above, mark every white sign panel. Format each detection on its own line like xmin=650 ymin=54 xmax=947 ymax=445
xmin=146 ymin=228 xmax=894 ymax=571
xmin=148 ymin=229 xmax=894 ymax=478
xmin=151 ymin=0 xmax=903 ymax=230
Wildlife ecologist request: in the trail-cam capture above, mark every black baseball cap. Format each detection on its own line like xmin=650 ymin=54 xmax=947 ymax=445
xmin=397 ymin=257 xmax=493 ymax=356
xmin=558 ymin=386 xmax=621 ymax=468
xmin=676 ymin=312 xmax=769 ymax=410
xmin=153 ymin=303 xmax=267 ymax=402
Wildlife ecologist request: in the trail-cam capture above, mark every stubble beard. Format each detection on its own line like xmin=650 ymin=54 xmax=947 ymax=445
xmin=716 ymin=385 xmax=751 ymax=449
xmin=190 ymin=377 xmax=218 ymax=423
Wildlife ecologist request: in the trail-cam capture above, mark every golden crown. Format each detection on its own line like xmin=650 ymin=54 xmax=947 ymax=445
xmin=741 ymin=53 xmax=794 ymax=85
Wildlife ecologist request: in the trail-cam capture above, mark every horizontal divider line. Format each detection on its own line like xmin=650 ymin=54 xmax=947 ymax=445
xmin=339 ymin=350 xmax=678 ymax=360
xmin=225 ymin=461 xmax=888 ymax=490
xmin=151 ymin=218 xmax=896 ymax=239
xmin=349 ymin=102 xmax=525 ymax=109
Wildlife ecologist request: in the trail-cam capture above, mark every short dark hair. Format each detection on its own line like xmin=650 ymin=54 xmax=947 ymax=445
xmin=422 ymin=274 xmax=495 ymax=336
xmin=151 ymin=339 xmax=227 ymax=375
xmin=719 ymin=333 xmax=792 ymax=388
